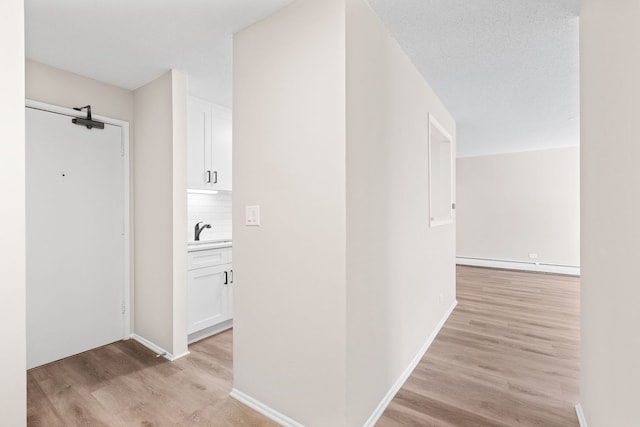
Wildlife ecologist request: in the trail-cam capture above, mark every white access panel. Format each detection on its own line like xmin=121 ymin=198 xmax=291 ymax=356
xmin=26 ymin=106 xmax=125 ymax=369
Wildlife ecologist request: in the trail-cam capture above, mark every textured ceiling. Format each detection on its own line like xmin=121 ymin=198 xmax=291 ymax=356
xmin=25 ymin=0 xmax=580 ymax=157
xmin=369 ymin=0 xmax=580 ymax=157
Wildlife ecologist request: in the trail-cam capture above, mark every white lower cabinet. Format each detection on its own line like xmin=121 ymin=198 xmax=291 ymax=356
xmin=187 ymin=247 xmax=232 ymax=341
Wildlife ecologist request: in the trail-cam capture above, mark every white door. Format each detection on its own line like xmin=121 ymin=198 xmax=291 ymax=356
xmin=26 ymin=106 xmax=125 ymax=369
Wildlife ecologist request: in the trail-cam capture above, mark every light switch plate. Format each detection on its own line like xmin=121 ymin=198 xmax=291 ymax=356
xmin=245 ymin=205 xmax=260 ymax=226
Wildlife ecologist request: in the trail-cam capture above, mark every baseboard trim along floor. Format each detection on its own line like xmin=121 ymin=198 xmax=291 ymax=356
xmin=188 ymin=319 xmax=233 ymax=345
xmin=363 ymin=300 xmax=458 ymax=427
xmin=130 ymin=334 xmax=190 ymax=362
xmin=575 ymin=403 xmax=588 ymax=427
xmin=456 ymin=257 xmax=580 ymax=276
xmin=229 ymin=388 xmax=305 ymax=427
xmin=229 ymin=301 xmax=457 ymax=427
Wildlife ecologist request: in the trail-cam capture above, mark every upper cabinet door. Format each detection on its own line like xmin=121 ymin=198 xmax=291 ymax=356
xmin=187 ymin=97 xmax=232 ymax=192
xmin=212 ymin=105 xmax=232 ymax=192
xmin=187 ymin=98 xmax=213 ymax=190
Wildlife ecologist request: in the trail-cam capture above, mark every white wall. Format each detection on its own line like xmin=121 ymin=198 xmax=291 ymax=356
xmin=133 ymin=70 xmax=188 ymax=358
xmin=234 ymin=0 xmax=455 ymax=425
xmin=580 ymin=1 xmax=640 ymax=425
xmin=171 ymin=71 xmax=188 ymax=356
xmin=26 ymin=61 xmax=134 ymax=125
xmin=233 ymin=0 xmax=348 ymax=424
xmin=457 ymin=147 xmax=580 ymax=267
xmin=345 ymin=0 xmax=456 ymax=425
xmin=0 ymin=0 xmax=26 ymax=424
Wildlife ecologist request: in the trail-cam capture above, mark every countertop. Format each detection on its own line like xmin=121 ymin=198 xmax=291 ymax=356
xmin=188 ymin=239 xmax=232 ymax=252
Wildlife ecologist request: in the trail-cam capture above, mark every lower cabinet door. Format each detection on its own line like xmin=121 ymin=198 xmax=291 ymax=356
xmin=226 ymin=267 xmax=233 ymax=321
xmin=188 ymin=264 xmax=230 ymax=334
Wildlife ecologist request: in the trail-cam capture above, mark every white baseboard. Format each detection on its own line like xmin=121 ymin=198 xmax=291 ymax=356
xmin=130 ymin=334 xmax=190 ymax=361
xmin=229 ymin=301 xmax=457 ymax=427
xmin=230 ymin=388 xmax=305 ymax=427
xmin=575 ymin=403 xmax=588 ymax=427
xmin=363 ymin=300 xmax=458 ymax=427
xmin=188 ymin=320 xmax=233 ymax=344
xmin=456 ymin=257 xmax=580 ymax=276
xmin=171 ymin=351 xmax=190 ymax=361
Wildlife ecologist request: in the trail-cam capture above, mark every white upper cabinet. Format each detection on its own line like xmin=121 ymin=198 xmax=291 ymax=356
xmin=187 ymin=97 xmax=232 ymax=191
xmin=211 ymin=105 xmax=232 ymax=191
xmin=187 ymin=98 xmax=211 ymax=190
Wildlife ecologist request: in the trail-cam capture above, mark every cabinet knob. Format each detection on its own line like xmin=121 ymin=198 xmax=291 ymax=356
xmin=224 ymin=271 xmax=228 ymax=285
xmin=206 ymin=170 xmax=211 ymax=183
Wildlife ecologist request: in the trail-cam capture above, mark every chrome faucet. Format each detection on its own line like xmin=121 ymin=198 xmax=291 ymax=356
xmin=194 ymin=222 xmax=212 ymax=241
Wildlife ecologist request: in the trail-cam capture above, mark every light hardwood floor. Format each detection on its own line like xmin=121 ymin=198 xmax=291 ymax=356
xmin=27 ymin=330 xmax=278 ymax=426
xmin=28 ymin=266 xmax=579 ymax=426
xmin=377 ymin=266 xmax=580 ymax=426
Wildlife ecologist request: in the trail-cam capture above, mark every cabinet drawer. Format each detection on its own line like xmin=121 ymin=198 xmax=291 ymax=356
xmin=188 ymin=248 xmax=229 ymax=270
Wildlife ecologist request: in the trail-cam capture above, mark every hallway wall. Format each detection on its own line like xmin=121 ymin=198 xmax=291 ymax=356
xmin=0 ymin=0 xmax=26 ymax=425
xmin=580 ymin=0 xmax=640 ymax=424
xmin=457 ymin=147 xmax=579 ymax=267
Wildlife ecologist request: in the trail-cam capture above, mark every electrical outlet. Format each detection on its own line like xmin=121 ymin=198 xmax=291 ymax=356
xmin=529 ymin=253 xmax=538 ymax=259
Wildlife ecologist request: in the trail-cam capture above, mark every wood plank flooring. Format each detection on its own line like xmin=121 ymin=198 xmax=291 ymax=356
xmin=28 ymin=266 xmax=580 ymax=426
xmin=27 ymin=330 xmax=278 ymax=426
xmin=377 ymin=266 xmax=580 ymax=426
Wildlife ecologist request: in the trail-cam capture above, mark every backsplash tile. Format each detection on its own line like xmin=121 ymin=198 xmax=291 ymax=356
xmin=188 ymin=192 xmax=232 ymax=242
